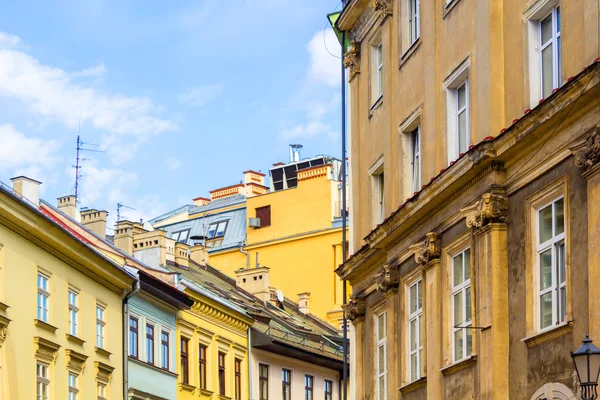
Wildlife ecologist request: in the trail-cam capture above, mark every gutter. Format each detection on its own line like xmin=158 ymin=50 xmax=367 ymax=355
xmin=248 ymin=327 xmax=253 ymax=399
xmin=239 ymin=244 xmax=250 ymax=269
xmin=123 ymin=278 xmax=141 ymax=400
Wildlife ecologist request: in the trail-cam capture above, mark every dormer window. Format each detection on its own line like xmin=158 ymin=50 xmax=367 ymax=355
xmin=207 ymin=221 xmax=228 ymax=239
xmin=171 ymin=229 xmax=190 ymax=243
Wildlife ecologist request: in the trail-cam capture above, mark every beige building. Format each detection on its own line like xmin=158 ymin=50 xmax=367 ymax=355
xmin=336 ymin=0 xmax=599 ymax=399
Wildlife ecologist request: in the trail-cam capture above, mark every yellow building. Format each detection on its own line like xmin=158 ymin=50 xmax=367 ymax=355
xmin=0 ymin=177 xmax=136 ymax=400
xmin=150 ymin=151 xmax=349 ymax=325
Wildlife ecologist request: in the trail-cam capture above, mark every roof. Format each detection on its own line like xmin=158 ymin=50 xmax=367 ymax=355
xmin=147 ymin=204 xmax=196 ymax=225
xmin=189 ymin=194 xmax=246 ymax=214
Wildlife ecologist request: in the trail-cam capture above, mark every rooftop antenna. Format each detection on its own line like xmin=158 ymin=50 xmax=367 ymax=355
xmin=73 ymin=123 xmax=104 ymax=204
xmin=116 ymin=202 xmax=135 ymax=222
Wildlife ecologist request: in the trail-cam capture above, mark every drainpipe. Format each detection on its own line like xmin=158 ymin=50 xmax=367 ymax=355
xmin=248 ymin=327 xmax=253 ymax=399
xmin=239 ymin=244 xmax=250 ymax=270
xmin=123 ymin=278 xmax=140 ymax=400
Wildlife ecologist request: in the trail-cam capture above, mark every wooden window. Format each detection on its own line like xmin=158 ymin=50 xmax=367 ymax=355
xmin=259 ymin=363 xmax=269 ymax=400
xmin=199 ymin=344 xmax=207 ymax=389
xmin=218 ymin=352 xmax=226 ymax=395
xmin=36 ymin=363 xmax=49 ymax=400
xmin=129 ymin=316 xmax=138 ymax=358
xmin=180 ymin=338 xmax=189 ymax=384
xmin=408 ymin=279 xmax=423 ymax=382
xmin=452 ymin=248 xmax=472 ymax=362
xmin=282 ymin=369 xmax=291 ymax=400
xmin=324 ymin=379 xmax=333 ymax=400
xmin=371 ymin=42 xmax=383 ymax=102
xmin=146 ymin=325 xmax=155 ymax=364
xmin=539 ymin=6 xmax=561 ymax=98
xmin=96 ymin=305 xmax=105 ymax=349
xmin=256 ymin=206 xmax=271 ymax=228
xmin=234 ymin=358 xmax=242 ymax=400
xmin=304 ymin=375 xmax=314 ymax=400
xmin=161 ymin=331 xmax=169 ymax=370
xmin=37 ymin=273 xmax=50 ymax=322
xmin=68 ymin=289 xmax=78 ymax=336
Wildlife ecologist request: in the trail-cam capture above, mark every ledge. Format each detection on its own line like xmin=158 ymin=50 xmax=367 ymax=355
xmin=178 ymin=383 xmax=196 ymax=393
xmin=522 ymin=321 xmax=573 ymax=348
xmin=443 ymin=0 xmax=463 ymax=19
xmin=95 ymin=347 xmax=112 ymax=358
xmin=399 ymin=376 xmax=427 ymax=394
xmin=199 ymin=388 xmax=214 ymax=397
xmin=128 ymin=356 xmax=179 ymax=378
xmin=369 ymin=95 xmax=384 ymax=119
xmin=66 ymin=334 xmax=85 ymax=346
xmin=35 ymin=319 xmax=58 ymax=333
xmin=440 ymin=354 xmax=477 ymax=376
xmin=218 ymin=395 xmax=232 ymax=400
xmin=0 ymin=301 xmax=9 ymax=313
xmin=399 ymin=39 xmax=421 ymax=69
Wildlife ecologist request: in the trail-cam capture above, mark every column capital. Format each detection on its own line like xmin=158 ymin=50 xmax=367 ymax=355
xmin=572 ymin=123 xmax=600 ymax=177
xmin=343 ymin=41 xmax=361 ymax=81
xmin=462 ymin=186 xmax=508 ymax=229
xmin=342 ymin=296 xmax=366 ymax=323
xmin=375 ymin=264 xmax=400 ymax=293
xmin=373 ymin=0 xmax=393 ymax=18
xmin=410 ymin=232 xmax=442 ymax=266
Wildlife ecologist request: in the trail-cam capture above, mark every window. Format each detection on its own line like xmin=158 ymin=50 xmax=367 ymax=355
xmin=96 ymin=305 xmax=105 ymax=349
xmin=255 ymin=206 xmax=271 ymax=228
xmin=171 ymin=229 xmax=191 ymax=243
xmin=208 ymin=221 xmax=228 ymax=238
xmin=161 ymin=331 xmax=169 ymax=370
xmin=129 ymin=316 xmax=138 ymax=358
xmin=36 ymin=363 xmax=49 ymax=400
xmin=444 ymin=59 xmax=470 ymax=162
xmin=455 ymin=81 xmax=469 ymax=155
xmin=377 ymin=312 xmax=387 ymax=400
xmin=371 ymin=42 xmax=383 ymax=103
xmin=68 ymin=289 xmax=78 ymax=336
xmin=452 ymin=248 xmax=472 ymax=362
xmin=68 ymin=372 xmax=79 ymax=400
xmin=539 ymin=6 xmax=561 ymax=99
xmin=537 ymin=197 xmax=566 ymax=330
xmin=180 ymin=338 xmax=189 ymax=384
xmin=325 ymin=380 xmax=333 ymax=400
xmin=409 ymin=0 xmax=420 ymax=44
xmin=304 ymin=375 xmax=314 ymax=400
xmin=408 ymin=279 xmax=423 ymax=382
xmin=235 ymin=358 xmax=242 ymax=400
xmin=411 ymin=127 xmax=421 ymax=193
xmin=146 ymin=324 xmax=155 ymax=364
xmin=218 ymin=352 xmax=226 ymax=395
xmin=259 ymin=363 xmax=269 ymax=400
xmin=37 ymin=273 xmax=50 ymax=322
xmin=199 ymin=344 xmax=207 ymax=389
xmin=374 ymin=172 xmax=385 ymax=223
xmin=282 ymin=369 xmax=291 ymax=400
xmin=97 ymin=383 xmax=107 ymax=400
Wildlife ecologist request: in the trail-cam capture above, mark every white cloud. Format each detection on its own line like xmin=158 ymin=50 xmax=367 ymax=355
xmin=72 ymin=63 xmax=108 ymax=78
xmin=0 ymin=124 xmax=62 ymax=169
xmin=281 ymin=121 xmax=337 ymax=140
xmin=0 ymin=32 xmax=21 ymax=49
xmin=178 ymin=84 xmax=223 ymax=108
xmin=307 ymin=29 xmax=341 ymax=87
xmin=165 ymin=156 xmax=182 ymax=171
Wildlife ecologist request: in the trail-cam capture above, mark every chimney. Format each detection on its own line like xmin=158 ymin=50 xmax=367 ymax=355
xmin=235 ymin=266 xmax=271 ymax=303
xmin=114 ymin=220 xmax=135 ymax=255
xmin=57 ymin=195 xmax=79 ymax=221
xmin=190 ymin=244 xmax=209 ymax=266
xmin=174 ymin=242 xmax=189 ymax=268
xmin=193 ymin=197 xmax=211 ymax=207
xmin=131 ymin=229 xmax=169 ymax=268
xmin=289 ymin=144 xmax=303 ymax=163
xmin=80 ymin=209 xmax=108 ymax=238
xmin=297 ymin=292 xmax=311 ymax=315
xmin=11 ymin=176 xmax=41 ymax=206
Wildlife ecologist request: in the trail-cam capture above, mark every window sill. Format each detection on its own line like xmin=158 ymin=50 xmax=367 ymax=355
xmin=34 ymin=319 xmax=58 ymax=333
xmin=128 ymin=356 xmax=178 ymax=377
xmin=399 ymin=376 xmax=427 ymax=394
xmin=95 ymin=347 xmax=112 ymax=358
xmin=178 ymin=382 xmax=196 ymax=393
xmin=0 ymin=301 xmax=9 ymax=313
xmin=66 ymin=334 xmax=85 ymax=346
xmin=369 ymin=95 xmax=384 ymax=119
xmin=522 ymin=321 xmax=573 ymax=348
xmin=440 ymin=354 xmax=477 ymax=376
xmin=199 ymin=388 xmax=214 ymax=397
xmin=443 ymin=0 xmax=463 ymax=19
xmin=217 ymin=395 xmax=232 ymax=400
xmin=399 ymin=38 xmax=421 ymax=69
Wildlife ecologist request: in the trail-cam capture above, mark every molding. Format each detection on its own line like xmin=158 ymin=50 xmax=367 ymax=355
xmin=0 ymin=301 xmax=9 ymax=313
xmin=65 ymin=349 xmax=88 ymax=374
xmin=66 ymin=334 xmax=85 ymax=346
xmin=35 ymin=319 xmax=58 ymax=333
xmin=199 ymin=388 xmax=214 ymax=397
xmin=440 ymin=354 xmax=477 ymax=376
xmin=409 ymin=232 xmax=442 ymax=266
xmin=571 ymin=123 xmax=600 ymax=174
xmin=443 ymin=0 xmax=463 ymax=19
xmin=462 ymin=186 xmax=508 ymax=229
xmin=522 ymin=321 xmax=573 ymax=348
xmin=34 ymin=336 xmax=61 ymax=364
xmin=95 ymin=347 xmax=112 ymax=358
xmin=215 ymin=335 xmax=234 ymax=347
xmin=178 ymin=383 xmax=196 ymax=393
xmin=95 ymin=361 xmax=114 ymax=384
xmin=375 ymin=264 xmax=399 ymax=293
xmin=399 ymin=39 xmax=422 ymax=69
xmin=0 ymin=314 xmax=10 ymax=348
xmin=348 ymin=3 xmax=378 ymax=43
xmin=344 ymin=41 xmax=361 ymax=81
xmin=342 ymin=296 xmax=366 ymax=323
xmin=190 ymin=300 xmax=250 ymax=335
xmin=399 ymin=376 xmax=427 ymax=394
xmin=373 ymin=0 xmax=393 ymax=19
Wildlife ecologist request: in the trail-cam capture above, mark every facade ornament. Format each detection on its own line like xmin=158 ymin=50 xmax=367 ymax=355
xmin=343 ymin=41 xmax=361 ymax=80
xmin=95 ymin=361 xmax=114 ymax=385
xmin=342 ymin=296 xmax=366 ymax=322
xmin=0 ymin=326 xmax=7 ymax=348
xmin=65 ymin=349 xmax=88 ymax=374
xmin=376 ymin=264 xmax=399 ymax=293
xmin=573 ymin=123 xmax=600 ymax=171
xmin=34 ymin=337 xmax=61 ymax=364
xmin=463 ymin=187 xmax=508 ymax=229
xmin=373 ymin=0 xmax=393 ymax=18
xmin=410 ymin=232 xmax=442 ymax=266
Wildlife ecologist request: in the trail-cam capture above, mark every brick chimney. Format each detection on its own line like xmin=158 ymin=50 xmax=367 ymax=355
xmin=243 ymin=170 xmax=268 ymax=198
xmin=11 ymin=176 xmax=41 ymax=206
xmin=131 ymin=229 xmax=168 ymax=268
xmin=297 ymin=292 xmax=311 ymax=314
xmin=174 ymin=242 xmax=189 ymax=268
xmin=190 ymin=244 xmax=209 ymax=265
xmin=235 ymin=267 xmax=271 ymax=303
xmin=193 ymin=197 xmax=211 ymax=207
xmin=80 ymin=209 xmax=108 ymax=238
xmin=114 ymin=220 xmax=144 ymax=255
xmin=57 ymin=195 xmax=79 ymax=221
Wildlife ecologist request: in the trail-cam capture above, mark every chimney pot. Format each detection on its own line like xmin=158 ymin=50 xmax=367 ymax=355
xmin=80 ymin=209 xmax=108 ymax=238
xmin=297 ymin=292 xmax=311 ymax=314
xmin=235 ymin=266 xmax=271 ymax=303
xmin=57 ymin=194 xmax=80 ymax=221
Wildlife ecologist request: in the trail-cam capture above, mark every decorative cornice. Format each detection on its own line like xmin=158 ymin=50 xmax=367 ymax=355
xmin=349 ymin=4 xmax=377 ymax=42
xmin=343 ymin=41 xmax=361 ymax=81
xmin=65 ymin=349 xmax=88 ymax=374
xmin=573 ymin=123 xmax=600 ymax=172
xmin=409 ymin=232 xmax=442 ymax=266
xmin=373 ymin=0 xmax=393 ymax=18
xmin=342 ymin=296 xmax=366 ymax=323
xmin=95 ymin=361 xmax=114 ymax=384
xmin=462 ymin=186 xmax=508 ymax=229
xmin=34 ymin=337 xmax=61 ymax=364
xmin=191 ymin=300 xmax=249 ymax=335
xmin=375 ymin=264 xmax=399 ymax=292
xmin=0 ymin=314 xmax=10 ymax=349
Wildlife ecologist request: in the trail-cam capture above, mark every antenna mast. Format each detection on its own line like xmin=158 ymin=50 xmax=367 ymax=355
xmin=117 ymin=202 xmax=135 ymax=222
xmin=73 ymin=130 xmax=104 ymax=204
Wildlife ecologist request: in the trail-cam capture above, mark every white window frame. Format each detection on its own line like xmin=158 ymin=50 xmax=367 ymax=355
xmin=37 ymin=273 xmax=50 ymax=322
xmin=96 ymin=304 xmax=106 ymax=349
xmin=539 ymin=6 xmax=561 ymax=99
xmin=408 ymin=279 xmax=423 ymax=382
xmin=536 ymin=196 xmax=566 ymax=331
xmin=411 ymin=127 xmax=421 ymax=194
xmin=455 ymin=80 xmax=470 ymax=156
xmin=37 ymin=362 xmax=50 ymax=400
xmin=68 ymin=289 xmax=78 ymax=336
xmin=68 ymin=372 xmax=79 ymax=400
xmin=444 ymin=59 xmax=470 ymax=163
xmin=377 ymin=173 xmax=385 ymax=223
xmin=409 ymin=0 xmax=420 ymax=45
xmin=97 ymin=383 xmax=107 ymax=400
xmin=377 ymin=312 xmax=387 ymax=400
xmin=452 ymin=248 xmax=472 ymax=362
xmin=371 ymin=42 xmax=383 ymax=104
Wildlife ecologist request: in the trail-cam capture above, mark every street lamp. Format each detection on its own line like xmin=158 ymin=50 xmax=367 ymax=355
xmin=571 ymin=335 xmax=600 ymax=399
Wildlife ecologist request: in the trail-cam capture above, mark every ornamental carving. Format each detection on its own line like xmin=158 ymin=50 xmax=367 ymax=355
xmin=376 ymin=264 xmax=399 ymax=293
xmin=573 ymin=124 xmax=600 ymax=171
xmin=95 ymin=361 xmax=114 ymax=385
xmin=463 ymin=187 xmax=508 ymax=229
xmin=410 ymin=232 xmax=442 ymax=266
xmin=34 ymin=337 xmax=61 ymax=364
xmin=0 ymin=314 xmax=9 ymax=349
xmin=191 ymin=301 xmax=249 ymax=334
xmin=342 ymin=296 xmax=366 ymax=322
xmin=343 ymin=41 xmax=361 ymax=80
xmin=65 ymin=349 xmax=88 ymax=374
xmin=373 ymin=0 xmax=393 ymax=18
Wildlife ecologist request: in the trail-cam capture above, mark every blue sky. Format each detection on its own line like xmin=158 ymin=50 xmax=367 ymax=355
xmin=0 ymin=0 xmax=342 ymax=228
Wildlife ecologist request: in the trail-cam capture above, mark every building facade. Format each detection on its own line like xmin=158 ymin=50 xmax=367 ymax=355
xmin=336 ymin=0 xmax=599 ymax=399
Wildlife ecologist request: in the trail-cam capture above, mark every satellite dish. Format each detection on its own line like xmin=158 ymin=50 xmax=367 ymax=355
xmin=276 ymin=290 xmax=284 ymax=303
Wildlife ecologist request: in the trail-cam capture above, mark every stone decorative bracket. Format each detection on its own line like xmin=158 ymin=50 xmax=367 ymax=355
xmin=344 ymin=41 xmax=361 ymax=81
xmin=66 ymin=349 xmax=88 ymax=374
xmin=95 ymin=361 xmax=114 ymax=385
xmin=571 ymin=123 xmax=600 ymax=172
xmin=462 ymin=187 xmax=508 ymax=229
xmin=0 ymin=310 xmax=11 ymax=349
xmin=342 ymin=296 xmax=366 ymax=323
xmin=34 ymin=336 xmax=61 ymax=364
xmin=409 ymin=232 xmax=442 ymax=266
xmin=373 ymin=0 xmax=393 ymax=19
xmin=376 ymin=264 xmax=400 ymax=293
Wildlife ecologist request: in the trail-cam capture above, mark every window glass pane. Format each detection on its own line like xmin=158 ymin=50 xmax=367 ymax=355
xmin=464 ymin=249 xmax=471 ymax=280
xmin=378 ymin=376 xmax=385 ymax=400
xmin=466 ymin=287 xmax=472 ymax=320
xmin=555 ymin=198 xmax=564 ymax=235
xmin=560 ymin=286 xmax=566 ymax=323
xmin=542 ymin=45 xmax=554 ymax=98
xmin=540 ymin=292 xmax=554 ymax=328
xmin=410 ymin=285 xmax=417 ymax=314
xmin=541 ymin=14 xmax=553 ymax=44
xmin=208 ymin=224 xmax=217 ymax=238
xmin=556 ymin=7 xmax=560 ymax=32
xmin=410 ymin=353 xmax=418 ymax=381
xmin=453 ymin=292 xmax=463 ymax=325
xmin=466 ymin=326 xmax=473 ymax=355
xmin=378 ymin=314 xmax=385 ymax=340
xmin=558 ymin=242 xmax=566 ymax=283
xmin=540 ymin=249 xmax=553 ymax=290
xmin=539 ymin=205 xmax=553 ymax=243
xmin=454 ymin=330 xmax=463 ymax=361
xmin=216 ymin=222 xmax=227 ymax=237
xmin=410 ymin=319 xmax=417 ymax=351
xmin=378 ymin=345 xmax=385 ymax=371
xmin=557 ymin=36 xmax=561 ymax=82
xmin=458 ymin=85 xmax=466 ymax=109
xmin=458 ymin=111 xmax=467 ymax=153
xmin=417 ymin=280 xmax=422 ymax=310
xmin=453 ymin=253 xmax=463 ymax=287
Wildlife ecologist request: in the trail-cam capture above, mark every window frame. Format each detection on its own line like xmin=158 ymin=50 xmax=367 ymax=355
xmin=282 ymin=368 xmax=292 ymax=400
xmin=208 ymin=221 xmax=229 ymax=239
xmin=68 ymin=372 xmax=79 ymax=400
xmin=129 ymin=316 xmax=139 ymax=358
xmin=370 ymin=37 xmax=384 ymax=105
xmin=538 ymin=6 xmax=561 ymax=99
xmin=408 ymin=279 xmax=423 ymax=382
xmin=180 ymin=337 xmax=190 ymax=384
xmin=68 ymin=289 xmax=79 ymax=337
xmin=455 ymin=80 xmax=470 ymax=156
xmin=97 ymin=382 xmax=107 ymax=400
xmin=409 ymin=0 xmax=420 ymax=45
xmin=255 ymin=206 xmax=271 ymax=228
xmin=234 ymin=358 xmax=242 ymax=400
xmin=96 ymin=304 xmax=106 ymax=349
xmin=304 ymin=374 xmax=314 ymax=400
xmin=218 ymin=351 xmax=226 ymax=396
xmin=36 ymin=362 xmax=50 ymax=400
xmin=325 ymin=379 xmax=334 ymax=400
xmin=451 ymin=248 xmax=472 ymax=363
xmin=443 ymin=58 xmax=470 ymax=163
xmin=172 ymin=229 xmax=191 ymax=243
xmin=377 ymin=312 xmax=387 ymax=400
xmin=411 ymin=126 xmax=421 ymax=194
xmin=145 ymin=323 xmax=155 ymax=365
xmin=37 ymin=273 xmax=50 ymax=323
xmin=199 ymin=344 xmax=207 ymax=389
xmin=160 ymin=330 xmax=169 ymax=370
xmin=259 ymin=363 xmax=269 ymax=400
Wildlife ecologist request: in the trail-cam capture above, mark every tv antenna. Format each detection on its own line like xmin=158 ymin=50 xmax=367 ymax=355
xmin=116 ymin=202 xmax=135 ymax=221
xmin=73 ymin=127 xmax=104 ymax=204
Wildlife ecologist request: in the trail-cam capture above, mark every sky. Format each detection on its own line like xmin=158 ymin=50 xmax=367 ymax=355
xmin=0 ymin=0 xmax=343 ymax=230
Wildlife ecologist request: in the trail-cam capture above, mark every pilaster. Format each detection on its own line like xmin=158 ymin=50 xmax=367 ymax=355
xmin=424 ymin=258 xmax=442 ymax=400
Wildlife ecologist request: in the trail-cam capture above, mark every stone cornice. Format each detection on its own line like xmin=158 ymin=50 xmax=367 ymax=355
xmin=0 ymin=314 xmax=10 ymax=348
xmin=190 ymin=300 xmax=250 ymax=335
xmin=373 ymin=0 xmax=393 ymax=19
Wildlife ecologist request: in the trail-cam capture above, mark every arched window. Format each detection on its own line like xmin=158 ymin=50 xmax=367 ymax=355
xmin=530 ymin=382 xmax=575 ymax=400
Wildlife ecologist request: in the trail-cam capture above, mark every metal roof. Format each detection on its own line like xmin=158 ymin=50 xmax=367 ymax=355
xmin=188 ymin=194 xmax=246 ymax=215
xmin=147 ymin=204 xmax=196 ymax=225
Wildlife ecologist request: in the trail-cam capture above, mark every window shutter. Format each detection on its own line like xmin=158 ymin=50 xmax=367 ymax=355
xmin=256 ymin=206 xmax=271 ymax=228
